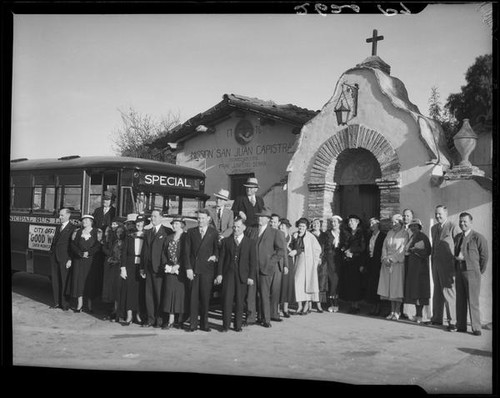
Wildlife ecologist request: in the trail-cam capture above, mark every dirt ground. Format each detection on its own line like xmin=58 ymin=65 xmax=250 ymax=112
xmin=7 ymin=272 xmax=495 ymax=394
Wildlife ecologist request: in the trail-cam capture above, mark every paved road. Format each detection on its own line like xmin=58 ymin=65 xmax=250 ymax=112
xmin=8 ymin=272 xmax=495 ymax=394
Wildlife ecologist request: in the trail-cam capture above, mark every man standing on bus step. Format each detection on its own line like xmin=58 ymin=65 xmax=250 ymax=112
xmin=92 ymin=191 xmax=116 ymax=233
xmin=231 ymin=177 xmax=265 ymax=240
xmin=49 ymin=208 xmax=76 ymax=311
xmin=140 ymin=209 xmax=172 ymax=328
xmin=184 ymin=208 xmax=219 ymax=332
xmin=209 ymin=188 xmax=234 ymax=246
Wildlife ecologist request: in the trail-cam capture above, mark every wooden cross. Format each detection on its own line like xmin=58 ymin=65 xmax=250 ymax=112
xmin=366 ymin=29 xmax=384 ymax=56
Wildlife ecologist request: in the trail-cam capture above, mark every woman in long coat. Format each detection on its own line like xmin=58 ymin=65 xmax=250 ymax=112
xmin=377 ymin=214 xmax=408 ymax=320
xmin=70 ymin=215 xmax=101 ymax=313
xmin=161 ymin=218 xmax=188 ymax=329
xmin=311 ymin=218 xmax=328 ymax=313
xmin=278 ymin=218 xmax=295 ymax=318
xmin=290 ymin=217 xmax=322 ymax=315
xmin=404 ymin=218 xmax=432 ymax=323
xmin=323 ymin=215 xmax=343 ymax=313
xmin=365 ymin=217 xmax=387 ymax=316
xmin=339 ymin=214 xmax=366 ymax=314
xmin=117 ymin=215 xmax=146 ymax=325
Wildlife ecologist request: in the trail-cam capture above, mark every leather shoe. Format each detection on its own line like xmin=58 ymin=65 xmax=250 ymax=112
xmin=162 ymin=323 xmax=174 ymax=330
xmin=283 ymin=312 xmax=290 ymax=318
xmin=262 ymin=322 xmax=272 ymax=328
xmin=234 ymin=327 xmax=243 ymax=332
xmin=49 ymin=304 xmax=61 ymax=309
xmin=186 ymin=328 xmax=196 ymax=332
xmin=447 ymin=325 xmax=457 ymax=332
xmin=200 ymin=327 xmax=212 ymax=332
xmin=220 ymin=328 xmax=229 ymax=333
xmin=243 ymin=321 xmax=256 ymax=327
xmin=271 ymin=317 xmax=282 ymax=322
xmin=472 ymin=330 xmax=482 ymax=336
xmin=142 ymin=322 xmax=153 ymax=328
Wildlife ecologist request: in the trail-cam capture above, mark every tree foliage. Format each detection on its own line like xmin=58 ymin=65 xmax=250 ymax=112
xmin=110 ymin=107 xmax=180 ymax=163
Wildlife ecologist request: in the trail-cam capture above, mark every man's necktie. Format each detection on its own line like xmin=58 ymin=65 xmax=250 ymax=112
xmin=455 ymin=234 xmax=464 ymax=257
xmin=249 ymin=196 xmax=256 ymax=206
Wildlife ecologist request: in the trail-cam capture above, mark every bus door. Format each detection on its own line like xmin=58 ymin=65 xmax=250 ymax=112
xmin=87 ymin=171 xmax=119 ymax=215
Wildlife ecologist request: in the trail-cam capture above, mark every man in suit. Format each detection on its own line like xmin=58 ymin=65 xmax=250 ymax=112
xmin=231 ymin=177 xmax=265 ymax=240
xmin=49 ymin=207 xmax=76 ymax=310
xmin=270 ymin=213 xmax=288 ymax=320
xmin=140 ymin=209 xmax=172 ymax=327
xmin=215 ymin=217 xmax=256 ymax=332
xmin=209 ymin=188 xmax=234 ymax=244
xmin=184 ymin=208 xmax=219 ymax=332
xmin=454 ymin=212 xmax=488 ymax=336
xmin=255 ymin=207 xmax=286 ymax=328
xmin=92 ymin=191 xmax=116 ymax=233
xmin=430 ymin=205 xmax=461 ymax=331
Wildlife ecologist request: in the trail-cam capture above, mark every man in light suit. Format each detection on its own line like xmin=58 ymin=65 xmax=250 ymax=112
xmin=49 ymin=207 xmax=76 ymax=310
xmin=184 ymin=208 xmax=219 ymax=332
xmin=140 ymin=209 xmax=172 ymax=327
xmin=209 ymin=188 xmax=234 ymax=244
xmin=231 ymin=177 xmax=265 ymax=240
xmin=430 ymin=205 xmax=461 ymax=331
xmin=255 ymin=207 xmax=286 ymax=328
xmin=454 ymin=212 xmax=488 ymax=336
xmin=215 ymin=217 xmax=256 ymax=332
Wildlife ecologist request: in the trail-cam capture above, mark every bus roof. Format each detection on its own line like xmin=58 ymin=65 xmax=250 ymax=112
xmin=10 ymin=155 xmax=206 ymax=178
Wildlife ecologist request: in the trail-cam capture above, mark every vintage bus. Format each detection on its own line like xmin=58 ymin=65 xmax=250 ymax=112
xmin=10 ymin=155 xmax=209 ymax=277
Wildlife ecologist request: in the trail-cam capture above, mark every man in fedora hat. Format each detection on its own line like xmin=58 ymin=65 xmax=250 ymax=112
xmin=254 ymin=207 xmax=286 ymax=328
xmin=231 ymin=177 xmax=265 ymax=240
xmin=92 ymin=191 xmax=116 ymax=233
xmin=209 ymin=188 xmax=234 ymax=243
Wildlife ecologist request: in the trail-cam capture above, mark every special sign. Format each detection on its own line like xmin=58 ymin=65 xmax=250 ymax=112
xmin=138 ymin=172 xmax=201 ymax=191
xmin=28 ymin=225 xmax=56 ymax=251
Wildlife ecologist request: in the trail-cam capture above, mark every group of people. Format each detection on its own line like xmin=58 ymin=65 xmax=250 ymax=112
xmin=48 ymin=179 xmax=489 ymax=336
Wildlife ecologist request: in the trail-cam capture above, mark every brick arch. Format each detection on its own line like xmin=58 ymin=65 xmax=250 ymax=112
xmin=307 ymin=124 xmax=401 ymax=221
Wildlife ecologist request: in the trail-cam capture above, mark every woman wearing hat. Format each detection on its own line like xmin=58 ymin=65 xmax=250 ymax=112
xmin=310 ymin=218 xmax=328 ymax=313
xmin=339 ymin=214 xmax=366 ymax=314
xmin=289 ymin=217 xmax=322 ymax=315
xmin=365 ymin=217 xmax=387 ymax=316
xmin=161 ymin=217 xmax=188 ymax=329
xmin=278 ymin=218 xmax=295 ymax=317
xmin=404 ymin=219 xmax=432 ymax=323
xmin=69 ymin=215 xmax=101 ymax=313
xmin=323 ymin=215 xmax=344 ymax=313
xmin=118 ymin=214 xmax=147 ymax=325
xmin=377 ymin=214 xmax=409 ymax=320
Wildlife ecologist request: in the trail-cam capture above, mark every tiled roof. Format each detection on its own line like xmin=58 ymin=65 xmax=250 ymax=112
xmin=150 ymin=93 xmax=319 ymax=148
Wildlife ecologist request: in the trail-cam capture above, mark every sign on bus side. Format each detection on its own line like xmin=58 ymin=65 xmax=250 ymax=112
xmin=28 ymin=225 xmax=56 ymax=251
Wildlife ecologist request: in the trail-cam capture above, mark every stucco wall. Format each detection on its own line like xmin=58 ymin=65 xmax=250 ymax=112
xmin=287 ymin=67 xmax=434 ymax=222
xmin=175 ymin=112 xmax=297 ymax=209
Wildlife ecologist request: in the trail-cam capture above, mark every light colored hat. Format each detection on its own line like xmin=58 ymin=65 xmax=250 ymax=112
xmin=369 ymin=217 xmax=380 ymax=224
xmin=409 ymin=218 xmax=423 ymax=227
xmin=243 ymin=177 xmax=259 ymax=188
xmin=332 ymin=215 xmax=343 ymax=222
xmin=81 ymin=214 xmax=94 ymax=221
xmin=214 ymin=188 xmax=230 ymax=201
xmin=125 ymin=213 xmax=139 ymax=223
xmin=392 ymin=214 xmax=404 ymax=223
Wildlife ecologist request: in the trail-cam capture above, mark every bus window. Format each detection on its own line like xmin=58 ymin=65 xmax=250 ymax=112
xmin=60 ymin=186 xmax=82 ymax=211
xmin=33 ymin=186 xmax=56 ymax=212
xmin=89 ymin=172 xmax=118 ymax=214
xmin=11 ymin=174 xmax=32 ymax=211
xmin=182 ymin=197 xmax=203 ymax=217
xmin=168 ymin=196 xmax=180 ymax=215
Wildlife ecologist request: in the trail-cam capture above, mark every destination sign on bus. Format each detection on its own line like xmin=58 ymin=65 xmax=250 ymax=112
xmin=28 ymin=224 xmax=56 ymax=251
xmin=138 ymin=172 xmax=201 ymax=190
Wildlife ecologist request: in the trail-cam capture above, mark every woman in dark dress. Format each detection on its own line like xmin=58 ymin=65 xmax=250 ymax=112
xmin=311 ymin=218 xmax=328 ymax=313
xmin=278 ymin=218 xmax=295 ymax=318
xmin=324 ymin=215 xmax=343 ymax=313
xmin=339 ymin=214 xmax=366 ymax=314
xmin=161 ymin=218 xmax=188 ymax=329
xmin=118 ymin=214 xmax=147 ymax=325
xmin=101 ymin=219 xmax=120 ymax=319
xmin=404 ymin=218 xmax=432 ymax=323
xmin=70 ymin=215 xmax=101 ymax=313
xmin=365 ymin=217 xmax=387 ymax=316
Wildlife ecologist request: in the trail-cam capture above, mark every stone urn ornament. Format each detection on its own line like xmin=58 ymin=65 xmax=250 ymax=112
xmin=453 ymin=119 xmax=478 ymax=167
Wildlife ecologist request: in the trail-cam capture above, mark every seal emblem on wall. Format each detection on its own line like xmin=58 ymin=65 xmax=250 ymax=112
xmin=234 ymin=119 xmax=254 ymax=145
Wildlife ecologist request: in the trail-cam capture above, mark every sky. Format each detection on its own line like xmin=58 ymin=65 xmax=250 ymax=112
xmin=10 ymin=3 xmax=493 ymax=160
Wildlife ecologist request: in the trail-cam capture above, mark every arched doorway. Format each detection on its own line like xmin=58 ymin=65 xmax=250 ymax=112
xmin=307 ymin=124 xmax=401 ymax=223
xmin=334 ymin=148 xmax=381 ymax=226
